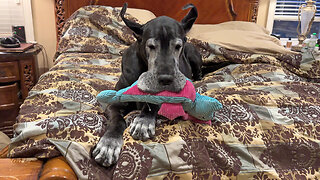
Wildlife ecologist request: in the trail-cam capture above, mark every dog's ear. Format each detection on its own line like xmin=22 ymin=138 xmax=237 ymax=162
xmin=120 ymin=3 xmax=143 ymax=37
xmin=181 ymin=4 xmax=198 ymax=33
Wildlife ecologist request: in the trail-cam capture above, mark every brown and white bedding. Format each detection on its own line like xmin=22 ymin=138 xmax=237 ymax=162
xmin=8 ymin=6 xmax=320 ymax=179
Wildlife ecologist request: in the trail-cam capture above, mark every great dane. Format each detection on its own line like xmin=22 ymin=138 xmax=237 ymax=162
xmin=92 ymin=3 xmax=202 ymax=167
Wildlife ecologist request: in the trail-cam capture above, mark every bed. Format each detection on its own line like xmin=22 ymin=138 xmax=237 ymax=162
xmin=3 ymin=0 xmax=320 ymax=179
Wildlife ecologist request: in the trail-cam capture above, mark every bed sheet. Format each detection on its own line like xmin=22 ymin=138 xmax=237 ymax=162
xmin=8 ymin=5 xmax=320 ymax=180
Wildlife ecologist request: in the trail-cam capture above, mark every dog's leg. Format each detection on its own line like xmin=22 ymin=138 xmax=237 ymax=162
xmin=92 ymin=103 xmax=127 ymax=167
xmin=130 ymin=103 xmax=160 ymax=141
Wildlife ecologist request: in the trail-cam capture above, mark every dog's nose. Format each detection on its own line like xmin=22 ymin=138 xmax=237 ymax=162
xmin=158 ymin=75 xmax=174 ymax=86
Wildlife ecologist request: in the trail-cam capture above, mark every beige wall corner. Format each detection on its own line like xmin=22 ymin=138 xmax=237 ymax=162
xmin=31 ymin=0 xmax=56 ymax=76
xmin=257 ymin=0 xmax=270 ymax=28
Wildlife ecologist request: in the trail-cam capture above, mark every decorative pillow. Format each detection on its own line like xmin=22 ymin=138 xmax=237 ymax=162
xmin=57 ymin=6 xmax=156 ymax=54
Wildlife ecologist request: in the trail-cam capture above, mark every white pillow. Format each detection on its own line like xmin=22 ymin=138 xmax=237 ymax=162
xmin=115 ymin=7 xmax=156 ymax=24
xmin=188 ymin=21 xmax=296 ymax=55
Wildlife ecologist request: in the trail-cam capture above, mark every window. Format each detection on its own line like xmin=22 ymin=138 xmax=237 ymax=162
xmin=0 ymin=0 xmax=34 ymax=42
xmin=267 ymin=0 xmax=320 ymax=38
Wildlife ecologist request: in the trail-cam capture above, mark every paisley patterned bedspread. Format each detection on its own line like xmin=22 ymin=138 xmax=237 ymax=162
xmin=8 ymin=6 xmax=320 ymax=180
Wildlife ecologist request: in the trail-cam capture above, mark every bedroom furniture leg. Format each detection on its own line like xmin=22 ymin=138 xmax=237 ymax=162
xmin=40 ymin=156 xmax=77 ymax=180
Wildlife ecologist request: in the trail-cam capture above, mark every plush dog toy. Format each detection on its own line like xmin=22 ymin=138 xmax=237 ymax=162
xmin=97 ymin=79 xmax=222 ymax=124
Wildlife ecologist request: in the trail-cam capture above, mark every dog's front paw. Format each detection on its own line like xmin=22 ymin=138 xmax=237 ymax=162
xmin=130 ymin=115 xmax=155 ymax=141
xmin=92 ymin=135 xmax=123 ymax=167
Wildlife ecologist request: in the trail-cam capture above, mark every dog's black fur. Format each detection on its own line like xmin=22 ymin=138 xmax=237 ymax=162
xmin=92 ymin=3 xmax=202 ymax=167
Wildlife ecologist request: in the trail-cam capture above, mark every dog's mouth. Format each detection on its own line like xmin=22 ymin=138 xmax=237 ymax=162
xmin=137 ymin=71 xmax=186 ymax=93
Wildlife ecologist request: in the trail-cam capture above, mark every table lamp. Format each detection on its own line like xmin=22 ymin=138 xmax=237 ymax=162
xmin=292 ymin=0 xmax=317 ymax=51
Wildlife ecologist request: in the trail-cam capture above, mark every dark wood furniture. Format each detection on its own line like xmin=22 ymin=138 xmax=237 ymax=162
xmin=0 ymin=45 xmax=40 ymax=137
xmin=0 ymin=147 xmax=77 ymax=180
xmin=54 ymin=0 xmax=259 ymax=44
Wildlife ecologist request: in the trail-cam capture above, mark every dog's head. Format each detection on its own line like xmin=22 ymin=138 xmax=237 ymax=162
xmin=120 ymin=3 xmax=198 ymax=93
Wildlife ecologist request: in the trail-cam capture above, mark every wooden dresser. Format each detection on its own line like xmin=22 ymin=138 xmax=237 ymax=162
xmin=0 ymin=46 xmax=40 ymax=137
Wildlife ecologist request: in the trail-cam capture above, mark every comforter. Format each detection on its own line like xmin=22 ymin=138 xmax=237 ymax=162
xmin=8 ymin=5 xmax=320 ymax=180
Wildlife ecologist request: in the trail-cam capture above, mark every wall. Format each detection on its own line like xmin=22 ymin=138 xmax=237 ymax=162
xmin=257 ymin=0 xmax=270 ymax=29
xmin=31 ymin=0 xmax=56 ymax=75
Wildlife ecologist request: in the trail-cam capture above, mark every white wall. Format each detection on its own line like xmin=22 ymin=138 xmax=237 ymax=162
xmin=257 ymin=0 xmax=271 ymax=29
xmin=31 ymin=0 xmax=57 ymax=75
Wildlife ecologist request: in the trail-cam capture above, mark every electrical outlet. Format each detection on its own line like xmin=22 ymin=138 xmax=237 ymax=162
xmin=15 ymin=0 xmax=20 ymax=4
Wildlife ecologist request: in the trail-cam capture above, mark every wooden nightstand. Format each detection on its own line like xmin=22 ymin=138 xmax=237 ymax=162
xmin=0 ymin=45 xmax=40 ymax=137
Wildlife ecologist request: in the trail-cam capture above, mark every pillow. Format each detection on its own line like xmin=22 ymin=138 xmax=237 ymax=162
xmin=115 ymin=7 xmax=156 ymax=24
xmin=189 ymin=21 xmax=270 ymax=35
xmin=188 ymin=21 xmax=297 ymax=55
xmin=58 ymin=6 xmax=156 ymax=54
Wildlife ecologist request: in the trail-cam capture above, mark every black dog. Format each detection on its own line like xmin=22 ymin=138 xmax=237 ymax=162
xmin=92 ymin=3 xmax=202 ymax=167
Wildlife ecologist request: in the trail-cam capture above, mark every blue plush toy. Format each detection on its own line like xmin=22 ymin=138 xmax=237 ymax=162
xmin=97 ymin=79 xmax=222 ymax=124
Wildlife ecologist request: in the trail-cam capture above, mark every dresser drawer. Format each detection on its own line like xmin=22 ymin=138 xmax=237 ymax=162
xmin=0 ymin=83 xmax=18 ymax=110
xmin=0 ymin=61 xmax=20 ymax=83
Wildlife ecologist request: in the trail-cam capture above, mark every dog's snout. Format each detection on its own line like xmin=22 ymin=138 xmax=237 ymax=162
xmin=158 ymin=74 xmax=174 ymax=86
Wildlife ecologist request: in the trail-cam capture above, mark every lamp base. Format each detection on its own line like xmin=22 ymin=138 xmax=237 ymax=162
xmin=291 ymin=44 xmax=304 ymax=52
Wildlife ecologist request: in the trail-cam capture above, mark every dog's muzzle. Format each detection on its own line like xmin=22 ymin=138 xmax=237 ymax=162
xmin=137 ymin=71 xmax=186 ymax=93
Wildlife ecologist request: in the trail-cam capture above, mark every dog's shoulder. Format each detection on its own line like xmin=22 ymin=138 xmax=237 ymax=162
xmin=122 ymin=43 xmax=144 ymax=65
xmin=118 ymin=42 xmax=148 ymax=89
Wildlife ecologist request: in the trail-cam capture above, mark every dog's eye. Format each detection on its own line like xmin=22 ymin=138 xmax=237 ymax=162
xmin=175 ymin=44 xmax=182 ymax=51
xmin=148 ymin=45 xmax=156 ymax=50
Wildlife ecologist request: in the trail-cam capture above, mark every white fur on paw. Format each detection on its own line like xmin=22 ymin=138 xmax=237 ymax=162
xmin=130 ymin=116 xmax=155 ymax=141
xmin=92 ymin=136 xmax=123 ymax=167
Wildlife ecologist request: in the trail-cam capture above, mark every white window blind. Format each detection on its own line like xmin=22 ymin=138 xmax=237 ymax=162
xmin=275 ymin=0 xmax=320 ymax=17
xmin=0 ymin=0 xmax=25 ymax=37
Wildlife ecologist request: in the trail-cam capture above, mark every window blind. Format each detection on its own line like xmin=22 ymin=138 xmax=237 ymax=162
xmin=0 ymin=0 xmax=25 ymax=37
xmin=275 ymin=0 xmax=320 ymax=17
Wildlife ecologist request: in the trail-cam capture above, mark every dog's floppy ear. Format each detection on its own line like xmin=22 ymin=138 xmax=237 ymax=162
xmin=181 ymin=4 xmax=198 ymax=33
xmin=120 ymin=3 xmax=143 ymax=37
